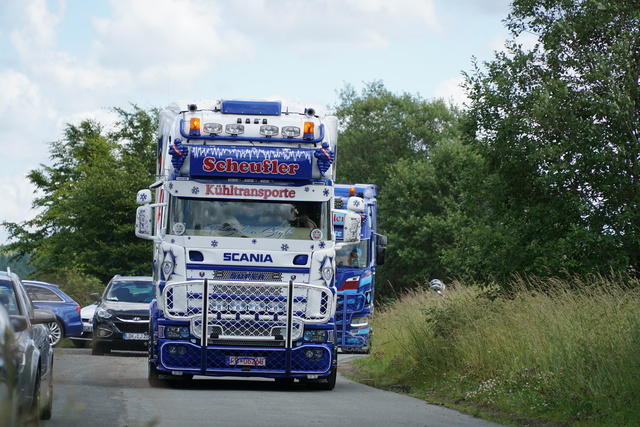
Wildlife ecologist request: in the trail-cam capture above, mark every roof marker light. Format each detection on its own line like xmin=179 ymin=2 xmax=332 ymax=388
xmin=189 ymin=118 xmax=201 ymax=136
xmin=303 ymin=122 xmax=315 ymax=139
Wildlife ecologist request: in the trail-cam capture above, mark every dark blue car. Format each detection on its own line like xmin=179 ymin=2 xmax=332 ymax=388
xmin=23 ymin=281 xmax=82 ymax=346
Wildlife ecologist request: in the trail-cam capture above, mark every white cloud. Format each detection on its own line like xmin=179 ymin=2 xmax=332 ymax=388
xmin=433 ymin=76 xmax=468 ymax=107
xmin=226 ymin=0 xmax=441 ymax=52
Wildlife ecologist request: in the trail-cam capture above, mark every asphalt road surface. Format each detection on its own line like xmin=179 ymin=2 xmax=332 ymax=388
xmin=42 ymin=347 xmax=503 ymax=427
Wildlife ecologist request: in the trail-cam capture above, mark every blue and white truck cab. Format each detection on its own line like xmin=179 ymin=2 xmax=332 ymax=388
xmin=333 ymin=184 xmax=387 ymax=353
xmin=135 ymin=99 xmax=358 ymax=389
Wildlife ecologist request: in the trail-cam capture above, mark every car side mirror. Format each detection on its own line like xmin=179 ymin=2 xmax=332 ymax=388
xmin=90 ymin=292 xmax=101 ymax=302
xmin=10 ymin=315 xmax=28 ymax=332
xmin=32 ymin=309 xmax=57 ymax=325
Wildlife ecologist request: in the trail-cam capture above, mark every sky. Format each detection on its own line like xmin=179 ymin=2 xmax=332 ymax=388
xmin=0 ymin=0 xmax=513 ymax=244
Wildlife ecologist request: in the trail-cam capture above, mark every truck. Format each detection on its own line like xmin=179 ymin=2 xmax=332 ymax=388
xmin=134 ymin=99 xmax=361 ymax=389
xmin=333 ymin=184 xmax=386 ymax=353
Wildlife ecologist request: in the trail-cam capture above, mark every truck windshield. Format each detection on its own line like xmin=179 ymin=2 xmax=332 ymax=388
xmin=336 ymin=240 xmax=369 ymax=268
xmin=167 ymin=196 xmax=330 ymax=240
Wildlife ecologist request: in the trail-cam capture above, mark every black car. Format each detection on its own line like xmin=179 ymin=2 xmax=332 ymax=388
xmin=92 ymin=275 xmax=154 ymax=355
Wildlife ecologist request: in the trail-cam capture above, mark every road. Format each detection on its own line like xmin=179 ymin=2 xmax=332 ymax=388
xmin=43 ymin=347 xmax=503 ymax=427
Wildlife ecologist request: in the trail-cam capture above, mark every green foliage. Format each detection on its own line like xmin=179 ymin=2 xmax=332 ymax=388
xmin=0 ymin=248 xmax=34 ymax=277
xmin=333 ymin=81 xmax=465 ymax=295
xmin=461 ymin=0 xmax=640 ymax=281
xmin=1 ymin=105 xmax=157 ymax=284
xmin=351 ymin=277 xmax=640 ymax=425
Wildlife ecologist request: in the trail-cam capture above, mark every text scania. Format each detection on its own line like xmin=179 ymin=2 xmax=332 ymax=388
xmin=223 ymin=253 xmax=274 ymax=263
xmin=206 ymin=184 xmax=296 ymax=200
xmin=202 ymin=157 xmax=300 ymax=175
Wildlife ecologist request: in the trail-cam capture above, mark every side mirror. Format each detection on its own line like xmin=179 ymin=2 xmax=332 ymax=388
xmin=376 ymin=246 xmax=387 ymax=266
xmin=10 ymin=315 xmax=29 ymax=332
xmin=90 ymin=292 xmax=101 ymax=302
xmin=342 ymin=211 xmax=361 ymax=243
xmin=135 ymin=205 xmax=153 ymax=240
xmin=136 ymin=189 xmax=152 ymax=205
xmin=32 ymin=309 xmax=57 ymax=325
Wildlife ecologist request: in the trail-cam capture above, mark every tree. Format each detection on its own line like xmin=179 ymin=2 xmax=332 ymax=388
xmin=460 ymin=0 xmax=640 ymax=281
xmin=1 ymin=106 xmax=158 ymax=284
xmin=333 ymin=82 xmax=465 ymax=295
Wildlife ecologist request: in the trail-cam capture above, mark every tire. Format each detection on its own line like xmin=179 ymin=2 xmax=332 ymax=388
xmin=71 ymin=339 xmax=87 ymax=348
xmin=148 ymin=362 xmax=170 ymax=388
xmin=308 ymin=367 xmax=337 ymax=391
xmin=40 ymin=368 xmax=53 ymax=420
xmin=48 ymin=320 xmax=64 ymax=347
xmin=91 ymin=341 xmax=110 ymax=356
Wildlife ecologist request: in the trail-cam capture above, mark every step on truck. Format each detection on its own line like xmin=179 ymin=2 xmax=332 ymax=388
xmin=135 ymin=99 xmax=361 ymax=389
xmin=333 ymin=184 xmax=387 ymax=353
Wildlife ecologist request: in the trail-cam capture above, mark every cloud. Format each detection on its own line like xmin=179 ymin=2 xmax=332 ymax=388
xmin=226 ymin=0 xmax=441 ymax=52
xmin=433 ymin=76 xmax=468 ymax=107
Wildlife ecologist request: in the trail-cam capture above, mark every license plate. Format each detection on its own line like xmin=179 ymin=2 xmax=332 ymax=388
xmin=123 ymin=333 xmax=149 ymax=340
xmin=227 ymin=356 xmax=266 ymax=367
xmin=83 ymin=325 xmax=93 ymax=332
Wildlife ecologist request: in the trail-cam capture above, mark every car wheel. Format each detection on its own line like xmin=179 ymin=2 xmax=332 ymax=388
xmin=91 ymin=341 xmax=110 ymax=355
xmin=40 ymin=367 xmax=53 ymax=420
xmin=72 ymin=339 xmax=87 ymax=348
xmin=48 ymin=319 xmax=64 ymax=347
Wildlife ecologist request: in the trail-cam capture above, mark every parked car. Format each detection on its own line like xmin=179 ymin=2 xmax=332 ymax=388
xmin=0 ymin=303 xmax=19 ymax=426
xmin=92 ymin=275 xmax=154 ymax=355
xmin=0 ymin=269 xmax=55 ymax=422
xmin=23 ymin=280 xmax=83 ymax=347
xmin=69 ymin=302 xmax=97 ymax=348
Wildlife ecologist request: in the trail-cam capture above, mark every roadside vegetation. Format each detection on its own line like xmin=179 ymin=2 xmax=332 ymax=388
xmin=345 ymin=276 xmax=640 ymax=426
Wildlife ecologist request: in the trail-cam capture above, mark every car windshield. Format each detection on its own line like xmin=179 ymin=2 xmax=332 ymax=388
xmin=336 ymin=240 xmax=369 ymax=268
xmin=0 ymin=279 xmax=19 ymax=315
xmin=166 ymin=196 xmax=331 ymax=240
xmin=106 ymin=280 xmax=154 ymax=303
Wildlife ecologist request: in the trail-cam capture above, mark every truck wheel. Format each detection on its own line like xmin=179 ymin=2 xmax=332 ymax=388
xmin=148 ymin=362 xmax=169 ymax=388
xmin=308 ymin=367 xmax=337 ymax=391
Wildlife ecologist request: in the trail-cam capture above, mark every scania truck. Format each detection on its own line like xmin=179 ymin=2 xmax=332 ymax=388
xmin=135 ymin=99 xmax=360 ymax=389
xmin=333 ymin=184 xmax=386 ymax=353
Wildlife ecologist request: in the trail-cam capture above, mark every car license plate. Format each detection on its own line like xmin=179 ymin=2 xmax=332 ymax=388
xmin=83 ymin=325 xmax=92 ymax=332
xmin=123 ymin=333 xmax=149 ymax=340
xmin=227 ymin=356 xmax=266 ymax=367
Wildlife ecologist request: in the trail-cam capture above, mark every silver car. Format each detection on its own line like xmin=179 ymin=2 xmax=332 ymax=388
xmin=0 ymin=270 xmax=55 ymax=423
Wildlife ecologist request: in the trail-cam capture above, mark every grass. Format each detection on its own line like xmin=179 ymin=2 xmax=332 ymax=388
xmin=344 ymin=276 xmax=640 ymax=426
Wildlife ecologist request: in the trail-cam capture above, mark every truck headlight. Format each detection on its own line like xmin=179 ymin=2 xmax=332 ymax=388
xmin=165 ymin=326 xmax=190 ymax=339
xmin=303 ymin=330 xmax=328 ymax=343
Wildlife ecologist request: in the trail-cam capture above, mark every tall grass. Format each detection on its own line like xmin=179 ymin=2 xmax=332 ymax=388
xmin=354 ymin=276 xmax=640 ymax=425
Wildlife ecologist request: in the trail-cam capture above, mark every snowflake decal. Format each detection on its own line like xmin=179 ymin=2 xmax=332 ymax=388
xmin=192 ymin=186 xmax=200 ymax=195
xmin=169 ymin=183 xmax=174 ymax=190
xmin=139 ymin=192 xmax=148 ymax=202
xmin=352 ymin=199 xmax=361 ymax=208
xmin=281 ymin=244 xmax=289 ymax=251
xmin=211 ymin=240 xmax=218 ymax=248
xmin=319 ymin=241 xmax=326 ymax=249
xmin=310 ymin=244 xmax=315 ymax=250
xmin=323 ymin=188 xmax=330 ymax=197
xmin=305 ymin=187 xmax=310 ymax=192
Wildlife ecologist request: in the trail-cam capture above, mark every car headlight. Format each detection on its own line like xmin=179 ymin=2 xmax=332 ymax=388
xmin=96 ymin=307 xmax=112 ymax=319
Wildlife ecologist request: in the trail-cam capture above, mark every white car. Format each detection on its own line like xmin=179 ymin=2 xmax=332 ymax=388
xmin=69 ymin=303 xmax=97 ymax=348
